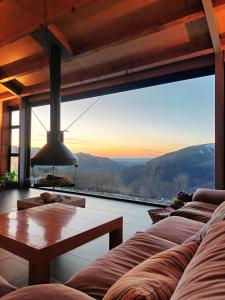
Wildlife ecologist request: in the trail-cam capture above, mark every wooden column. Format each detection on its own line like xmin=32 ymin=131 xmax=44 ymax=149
xmin=0 ymin=101 xmax=3 ymax=174
xmin=19 ymin=98 xmax=31 ymax=187
xmin=215 ymin=52 xmax=225 ymax=189
xmin=0 ymin=102 xmax=11 ymax=174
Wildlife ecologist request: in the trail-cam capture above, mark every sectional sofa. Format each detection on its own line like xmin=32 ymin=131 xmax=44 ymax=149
xmin=0 ymin=188 xmax=225 ymax=299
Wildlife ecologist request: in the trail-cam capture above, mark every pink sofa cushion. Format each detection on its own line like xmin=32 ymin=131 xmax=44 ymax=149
xmin=0 ymin=275 xmax=16 ymax=297
xmin=104 ymin=242 xmax=198 ymax=300
xmin=170 ymin=206 xmax=212 ymax=223
xmin=66 ymin=232 xmax=177 ymax=299
xmin=146 ymin=216 xmax=203 ymax=244
xmin=171 ymin=222 xmax=225 ymax=300
xmin=1 ymin=284 xmax=94 ymax=300
xmin=193 ymin=188 xmax=225 ymax=205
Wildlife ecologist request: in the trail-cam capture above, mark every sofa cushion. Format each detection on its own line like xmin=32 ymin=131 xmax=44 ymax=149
xmin=171 ymin=222 xmax=225 ymax=300
xmin=184 ymin=201 xmax=217 ymax=213
xmin=170 ymin=205 xmax=212 ymax=223
xmin=0 ymin=275 xmax=17 ymax=297
xmin=185 ymin=200 xmax=225 ymax=243
xmin=146 ymin=216 xmax=203 ymax=244
xmin=104 ymin=241 xmax=198 ymax=300
xmin=66 ymin=232 xmax=177 ymax=299
xmin=1 ymin=284 xmax=94 ymax=300
xmin=193 ymin=188 xmax=225 ymax=205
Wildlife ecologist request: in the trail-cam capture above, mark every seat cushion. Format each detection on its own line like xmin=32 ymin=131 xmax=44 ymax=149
xmin=104 ymin=241 xmax=198 ymax=300
xmin=146 ymin=216 xmax=204 ymax=244
xmin=1 ymin=284 xmax=94 ymax=300
xmin=171 ymin=222 xmax=225 ymax=300
xmin=66 ymin=232 xmax=177 ymax=299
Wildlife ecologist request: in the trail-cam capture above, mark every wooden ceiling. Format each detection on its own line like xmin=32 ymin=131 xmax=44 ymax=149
xmin=0 ymin=0 xmax=224 ymax=103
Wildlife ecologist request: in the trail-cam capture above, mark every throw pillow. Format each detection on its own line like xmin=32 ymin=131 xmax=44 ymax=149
xmin=103 ymin=241 xmax=198 ymax=300
xmin=184 ymin=200 xmax=225 ymax=244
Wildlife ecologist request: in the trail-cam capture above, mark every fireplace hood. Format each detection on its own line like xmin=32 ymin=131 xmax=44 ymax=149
xmin=31 ymin=45 xmax=78 ymax=167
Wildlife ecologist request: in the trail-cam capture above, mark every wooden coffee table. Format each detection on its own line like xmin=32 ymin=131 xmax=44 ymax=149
xmin=0 ymin=203 xmax=123 ymax=285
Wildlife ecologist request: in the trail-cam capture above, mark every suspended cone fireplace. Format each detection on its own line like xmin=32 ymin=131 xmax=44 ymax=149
xmin=31 ymin=45 xmax=78 ymax=189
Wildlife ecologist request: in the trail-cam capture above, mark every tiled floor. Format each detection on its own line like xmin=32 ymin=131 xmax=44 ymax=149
xmin=0 ymin=188 xmax=155 ymax=287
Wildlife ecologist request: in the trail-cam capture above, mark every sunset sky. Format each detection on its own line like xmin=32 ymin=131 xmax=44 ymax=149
xmin=31 ymin=75 xmax=215 ymax=158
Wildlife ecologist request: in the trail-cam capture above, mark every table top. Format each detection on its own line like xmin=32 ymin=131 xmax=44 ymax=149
xmin=0 ymin=203 xmax=122 ymax=260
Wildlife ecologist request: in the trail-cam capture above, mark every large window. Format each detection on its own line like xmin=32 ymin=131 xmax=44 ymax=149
xmin=30 ymin=76 xmax=215 ymax=205
xmin=9 ymin=110 xmax=20 ymax=177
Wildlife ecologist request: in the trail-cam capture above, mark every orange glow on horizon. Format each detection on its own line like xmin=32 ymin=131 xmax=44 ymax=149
xmin=31 ymin=139 xmax=187 ymax=159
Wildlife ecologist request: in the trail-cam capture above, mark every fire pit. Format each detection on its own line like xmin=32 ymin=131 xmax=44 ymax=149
xmin=30 ymin=45 xmax=78 ymax=189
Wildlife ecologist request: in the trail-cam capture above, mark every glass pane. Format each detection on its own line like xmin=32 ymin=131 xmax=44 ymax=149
xmin=11 ymin=128 xmax=19 ymax=153
xmin=11 ymin=110 xmax=20 ymax=126
xmin=10 ymin=156 xmax=19 ymax=179
xmin=31 ymin=105 xmax=50 ymax=156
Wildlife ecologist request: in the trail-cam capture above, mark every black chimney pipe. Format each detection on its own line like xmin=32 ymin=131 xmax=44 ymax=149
xmin=31 ymin=44 xmax=78 ymax=167
xmin=50 ymin=45 xmax=61 ymax=139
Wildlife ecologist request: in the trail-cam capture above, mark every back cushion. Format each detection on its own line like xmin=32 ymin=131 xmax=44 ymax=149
xmin=104 ymin=242 xmax=198 ymax=300
xmin=172 ymin=222 xmax=225 ymax=300
xmin=193 ymin=188 xmax=225 ymax=205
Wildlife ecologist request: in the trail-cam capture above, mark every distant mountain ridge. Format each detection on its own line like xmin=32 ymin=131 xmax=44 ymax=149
xmin=76 ymin=152 xmax=125 ymax=173
xmin=121 ymin=143 xmax=215 ymax=199
xmin=20 ymin=143 xmax=215 ymax=200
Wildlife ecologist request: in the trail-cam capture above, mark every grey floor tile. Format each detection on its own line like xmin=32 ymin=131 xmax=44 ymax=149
xmin=51 ymin=253 xmax=91 ymax=283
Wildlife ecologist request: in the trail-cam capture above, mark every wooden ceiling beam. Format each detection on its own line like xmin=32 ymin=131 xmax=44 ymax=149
xmin=202 ymin=0 xmax=222 ymax=53
xmin=47 ymin=24 xmax=74 ymax=55
xmin=0 ymin=91 xmax=19 ymax=101
xmin=25 ymin=54 xmax=214 ymax=105
xmin=73 ymin=2 xmax=205 ymax=56
xmin=31 ymin=26 xmax=73 ymax=60
xmin=0 ymin=53 xmax=49 ymax=83
xmin=19 ymin=43 xmax=213 ymax=97
xmin=0 ymin=0 xmax=96 ymax=47
xmin=0 ymin=2 xmax=211 ymax=84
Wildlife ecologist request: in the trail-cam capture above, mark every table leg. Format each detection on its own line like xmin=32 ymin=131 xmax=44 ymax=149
xmin=29 ymin=261 xmax=51 ymax=285
xmin=109 ymin=222 xmax=123 ymax=250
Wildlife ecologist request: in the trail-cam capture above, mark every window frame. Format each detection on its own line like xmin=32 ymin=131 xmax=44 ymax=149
xmin=9 ymin=109 xmax=20 ymax=177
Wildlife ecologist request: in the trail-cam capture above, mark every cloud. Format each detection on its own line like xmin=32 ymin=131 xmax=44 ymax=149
xmin=140 ymin=149 xmax=163 ymax=154
xmin=65 ymin=137 xmax=96 ymax=146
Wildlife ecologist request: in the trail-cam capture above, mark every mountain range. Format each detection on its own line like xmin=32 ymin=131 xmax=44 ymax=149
xmin=24 ymin=143 xmax=215 ymax=200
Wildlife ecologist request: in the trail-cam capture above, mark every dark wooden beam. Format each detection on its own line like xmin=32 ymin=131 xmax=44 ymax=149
xmin=31 ymin=26 xmax=73 ymax=60
xmin=19 ymin=98 xmax=31 ymax=187
xmin=19 ymin=42 xmax=213 ymax=98
xmin=26 ymin=54 xmax=214 ymax=105
xmin=48 ymin=24 xmax=74 ymax=55
xmin=215 ymin=52 xmax=225 ymax=189
xmin=202 ymin=0 xmax=221 ymax=53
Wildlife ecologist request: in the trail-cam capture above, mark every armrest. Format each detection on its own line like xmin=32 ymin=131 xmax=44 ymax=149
xmin=192 ymin=188 xmax=225 ymax=205
xmin=1 ymin=284 xmax=95 ymax=300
